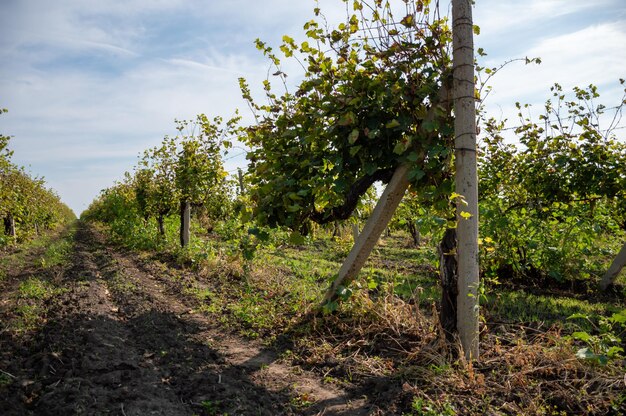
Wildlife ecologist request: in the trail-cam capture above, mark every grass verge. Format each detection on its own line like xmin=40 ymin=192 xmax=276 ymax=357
xmin=0 ymin=222 xmax=76 ymax=333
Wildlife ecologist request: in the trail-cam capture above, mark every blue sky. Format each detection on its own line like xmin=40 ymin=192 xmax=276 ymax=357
xmin=1 ymin=0 xmax=625 ymax=215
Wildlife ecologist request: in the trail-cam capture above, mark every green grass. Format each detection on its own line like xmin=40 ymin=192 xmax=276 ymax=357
xmin=104 ymin=214 xmax=625 ymax=335
xmin=1 ymin=223 xmax=77 ymax=332
xmin=109 ymin=272 xmax=138 ymax=294
xmin=18 ymin=277 xmax=52 ymax=299
xmin=12 ymin=277 xmax=65 ymax=332
xmin=39 ymin=236 xmax=74 ymax=269
xmin=0 ymin=222 xmax=77 ymax=281
xmin=93 ymin=214 xmax=626 ymax=338
xmin=485 ymin=290 xmax=623 ymax=326
xmin=403 ymin=396 xmax=456 ymax=416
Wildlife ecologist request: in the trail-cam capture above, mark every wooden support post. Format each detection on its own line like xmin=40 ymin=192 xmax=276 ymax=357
xmin=439 ymin=228 xmax=458 ymax=345
xmin=4 ymin=214 xmax=16 ymax=238
xmin=180 ymin=200 xmax=191 ymax=247
xmin=453 ymin=0 xmax=480 ymax=361
xmin=600 ymin=241 xmax=626 ymax=290
xmin=157 ymin=215 xmax=165 ymax=236
xmin=321 ymin=164 xmax=410 ymax=306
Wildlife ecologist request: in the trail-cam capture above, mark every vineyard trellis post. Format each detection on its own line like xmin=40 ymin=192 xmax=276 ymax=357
xmin=452 ymin=0 xmax=480 ymax=361
xmin=320 ymin=0 xmax=480 ymax=361
xmin=180 ymin=200 xmax=190 ymax=247
xmin=4 ymin=214 xmax=16 ymax=237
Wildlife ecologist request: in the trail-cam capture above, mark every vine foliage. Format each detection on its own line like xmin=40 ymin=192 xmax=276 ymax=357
xmin=240 ymin=0 xmax=455 ymax=233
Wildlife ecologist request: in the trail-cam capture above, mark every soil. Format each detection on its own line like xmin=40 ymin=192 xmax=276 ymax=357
xmin=0 ymin=223 xmax=372 ymax=415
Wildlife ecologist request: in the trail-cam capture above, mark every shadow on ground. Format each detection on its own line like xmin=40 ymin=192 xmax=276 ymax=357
xmin=1 ymin=308 xmax=302 ymax=416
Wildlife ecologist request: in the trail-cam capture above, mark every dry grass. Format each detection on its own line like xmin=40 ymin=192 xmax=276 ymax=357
xmin=269 ymin=288 xmax=626 ymax=415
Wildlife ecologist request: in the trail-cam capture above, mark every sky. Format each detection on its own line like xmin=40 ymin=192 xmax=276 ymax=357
xmin=1 ymin=0 xmax=625 ymax=215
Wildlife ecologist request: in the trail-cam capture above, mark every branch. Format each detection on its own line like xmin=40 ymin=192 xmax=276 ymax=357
xmin=309 ymin=167 xmax=396 ymax=225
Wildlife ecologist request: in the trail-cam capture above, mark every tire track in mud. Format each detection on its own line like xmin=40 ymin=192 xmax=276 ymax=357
xmin=1 ymin=222 xmax=369 ymax=415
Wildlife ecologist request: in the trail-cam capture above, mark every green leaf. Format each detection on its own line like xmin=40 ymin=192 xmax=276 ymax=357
xmin=473 ymin=25 xmax=481 ymax=35
xmin=386 ymin=119 xmax=401 ymax=129
xmin=449 ymin=192 xmax=467 ymax=205
xmin=349 ymin=15 xmax=359 ymax=33
xmin=575 ymin=348 xmax=609 ymax=365
xmin=338 ymin=112 xmax=356 ymax=126
xmin=367 ymin=129 xmax=380 ymax=139
xmin=314 ymin=196 xmax=329 ymax=212
xmin=322 ymin=301 xmax=338 ymax=314
xmin=408 ymin=168 xmax=425 ymax=181
xmin=288 ymin=231 xmax=306 ymax=245
xmin=606 ymin=346 xmax=624 ymax=358
xmin=348 ymin=128 xmax=359 ymax=144
xmin=571 ymin=331 xmax=593 ymax=342
xmin=609 ymin=310 xmax=626 ymax=324
xmin=393 ymin=142 xmax=406 ymax=155
xmin=248 ymin=227 xmax=270 ymax=242
xmin=434 ymin=217 xmax=446 ymax=226
xmin=349 ymin=145 xmax=362 ymax=157
xmin=407 ymin=152 xmax=419 ymax=162
xmin=400 ymin=14 xmax=414 ymax=27
xmin=422 ymin=120 xmax=437 ymax=132
xmin=337 ymin=285 xmax=353 ymax=301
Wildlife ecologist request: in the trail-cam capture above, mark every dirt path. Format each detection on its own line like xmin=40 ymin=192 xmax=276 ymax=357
xmin=0 ymin=223 xmax=370 ymax=415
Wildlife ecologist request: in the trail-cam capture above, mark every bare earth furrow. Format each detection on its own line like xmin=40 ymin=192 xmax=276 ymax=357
xmin=1 ymin=223 xmax=369 ymax=415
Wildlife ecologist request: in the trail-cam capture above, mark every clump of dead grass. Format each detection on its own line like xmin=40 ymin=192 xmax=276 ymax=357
xmin=277 ymin=286 xmax=626 ymax=415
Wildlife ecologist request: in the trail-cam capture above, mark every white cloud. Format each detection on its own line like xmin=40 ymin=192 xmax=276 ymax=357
xmin=475 ymin=0 xmax=615 ymax=36
xmin=481 ymin=22 xmax=626 ymax=122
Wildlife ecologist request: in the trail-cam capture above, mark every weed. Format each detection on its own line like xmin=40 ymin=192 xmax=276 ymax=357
xmin=200 ymin=400 xmax=221 ymax=416
xmin=0 ymin=372 xmax=14 ymax=387
xmin=109 ymin=272 xmax=138 ymax=294
xmin=39 ymin=237 xmax=73 ymax=268
xmin=567 ymin=309 xmax=626 ymax=365
xmin=13 ymin=277 xmax=65 ymax=332
xmin=404 ymin=396 xmax=456 ymax=416
xmin=611 ymin=393 xmax=626 ymax=413
xmin=14 ymin=304 xmax=41 ymax=331
xmin=290 ymin=392 xmax=314 ymax=409
xmin=18 ymin=277 xmax=50 ymax=300
xmin=484 ymin=290 xmax=619 ymax=326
